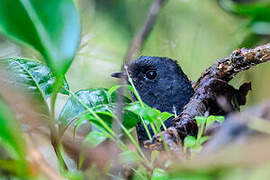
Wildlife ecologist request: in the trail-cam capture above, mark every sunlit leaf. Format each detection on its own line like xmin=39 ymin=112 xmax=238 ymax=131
xmin=0 ymin=0 xmax=81 ymax=76
xmin=0 ymin=58 xmax=69 ymax=101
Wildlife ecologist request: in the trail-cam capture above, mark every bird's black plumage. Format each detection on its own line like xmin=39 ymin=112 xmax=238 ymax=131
xmin=112 ymin=56 xmax=194 ymax=142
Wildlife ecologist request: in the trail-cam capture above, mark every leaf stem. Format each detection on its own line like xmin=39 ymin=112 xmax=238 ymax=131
xmin=140 ymin=115 xmax=152 ymax=141
xmin=49 ymin=77 xmax=68 ymax=171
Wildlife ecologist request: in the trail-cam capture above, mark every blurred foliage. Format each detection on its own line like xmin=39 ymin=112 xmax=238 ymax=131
xmin=0 ymin=100 xmax=28 ymax=177
xmin=0 ymin=0 xmax=270 ymax=179
xmin=0 ymin=0 xmax=80 ymax=77
xmin=220 ymin=0 xmax=270 ymax=35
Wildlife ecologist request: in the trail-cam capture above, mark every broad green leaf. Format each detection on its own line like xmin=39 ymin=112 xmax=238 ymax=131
xmin=119 ymin=150 xmax=141 ymax=165
xmin=0 ymin=0 xmax=81 ymax=76
xmin=58 ymin=89 xmax=136 ymax=131
xmin=59 ymin=89 xmax=110 ymax=126
xmin=0 ymin=58 xmax=69 ymax=101
xmin=0 ymin=100 xmax=27 ymax=174
xmin=151 ymin=168 xmax=168 ymax=180
xmin=83 ymin=131 xmax=108 ymax=147
xmin=122 ymin=109 xmax=141 ymax=129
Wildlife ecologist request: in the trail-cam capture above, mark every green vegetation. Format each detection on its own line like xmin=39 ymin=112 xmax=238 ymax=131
xmin=0 ymin=0 xmax=270 ymax=179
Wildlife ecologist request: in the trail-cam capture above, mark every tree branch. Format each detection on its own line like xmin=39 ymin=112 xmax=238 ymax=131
xmin=144 ymin=43 xmax=270 ymax=151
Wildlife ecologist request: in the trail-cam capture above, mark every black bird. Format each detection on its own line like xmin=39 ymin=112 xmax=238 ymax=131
xmin=111 ymin=56 xmax=194 ymax=142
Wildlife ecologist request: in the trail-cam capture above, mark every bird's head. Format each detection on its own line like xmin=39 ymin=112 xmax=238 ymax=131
xmin=111 ymin=56 xmax=194 ymax=114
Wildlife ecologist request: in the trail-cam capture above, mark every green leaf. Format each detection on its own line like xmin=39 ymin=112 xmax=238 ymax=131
xmin=0 ymin=0 xmax=81 ymax=76
xmin=78 ymin=110 xmax=113 ymax=130
xmin=0 ymin=58 xmax=69 ymax=101
xmin=183 ymin=136 xmax=197 ymax=148
xmin=151 ymin=168 xmax=168 ymax=180
xmin=0 ymin=100 xmax=27 ymax=174
xmin=122 ymin=109 xmax=141 ymax=129
xmin=107 ymin=85 xmax=121 ymax=103
xmin=83 ymin=131 xmax=108 ymax=147
xmin=119 ymin=150 xmax=141 ymax=165
xmin=206 ymin=115 xmax=224 ymax=130
xmin=107 ymin=85 xmax=132 ymax=104
xmin=125 ymin=102 xmax=173 ymax=124
xmin=214 ymin=116 xmax=225 ymax=122
xmin=195 ymin=116 xmax=207 ymax=127
xmin=59 ymin=89 xmax=110 ymax=126
xmin=58 ymin=88 xmax=136 ymax=131
xmin=206 ymin=115 xmax=216 ymax=130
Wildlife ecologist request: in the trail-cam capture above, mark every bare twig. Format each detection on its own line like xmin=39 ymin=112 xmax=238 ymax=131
xmin=124 ymin=0 xmax=167 ymax=64
xmin=145 ymin=43 xmax=270 ymax=151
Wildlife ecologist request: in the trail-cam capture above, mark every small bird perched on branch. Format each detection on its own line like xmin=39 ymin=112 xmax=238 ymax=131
xmin=111 ymin=56 xmax=194 ymax=142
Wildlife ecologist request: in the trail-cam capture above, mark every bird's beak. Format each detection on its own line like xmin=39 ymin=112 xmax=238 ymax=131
xmin=111 ymin=71 xmax=125 ymax=79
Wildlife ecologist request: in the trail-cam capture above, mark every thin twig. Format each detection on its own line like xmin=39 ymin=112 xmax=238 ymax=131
xmin=124 ymin=0 xmax=167 ymax=64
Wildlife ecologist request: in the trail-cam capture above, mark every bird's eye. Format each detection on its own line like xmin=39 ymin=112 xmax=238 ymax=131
xmin=146 ymin=70 xmax=157 ymax=80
